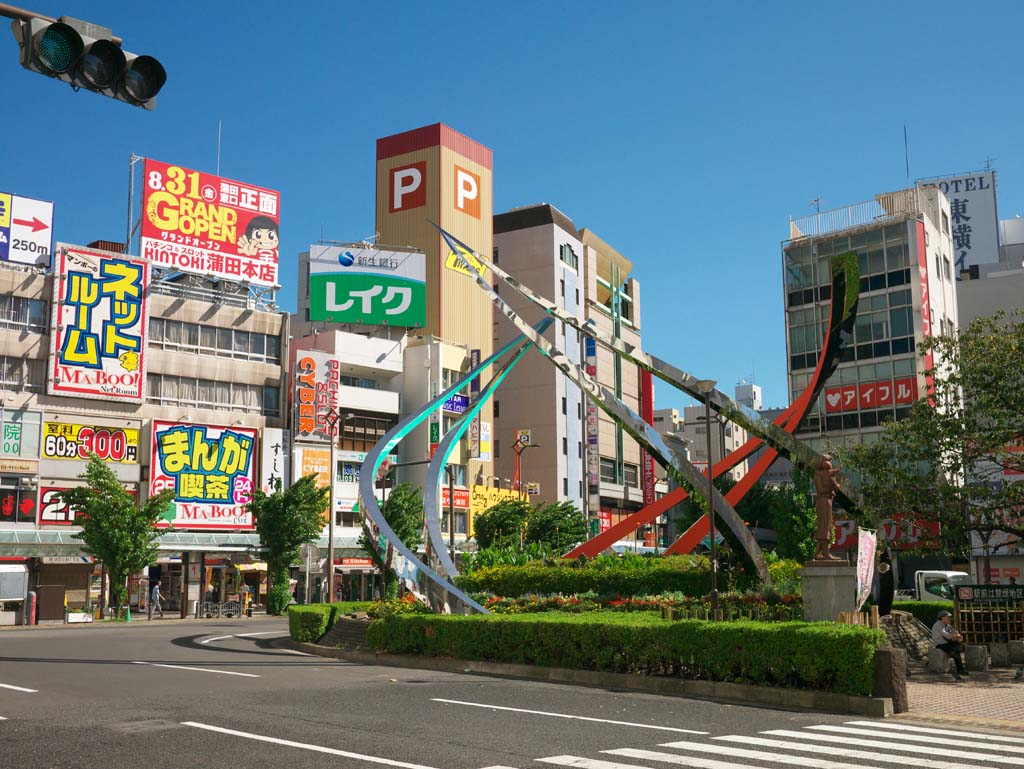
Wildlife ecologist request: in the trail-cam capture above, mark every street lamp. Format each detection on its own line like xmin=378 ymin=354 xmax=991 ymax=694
xmin=512 ymin=438 xmax=541 ymax=502
xmin=695 ymin=379 xmax=719 ymax=615
xmin=322 ymin=409 xmax=355 ymax=603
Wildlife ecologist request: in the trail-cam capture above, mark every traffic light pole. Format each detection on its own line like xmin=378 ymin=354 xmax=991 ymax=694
xmin=0 ymin=3 xmax=121 ymax=42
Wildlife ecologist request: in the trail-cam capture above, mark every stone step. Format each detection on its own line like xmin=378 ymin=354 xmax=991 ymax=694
xmin=319 ymin=616 xmax=371 ymax=649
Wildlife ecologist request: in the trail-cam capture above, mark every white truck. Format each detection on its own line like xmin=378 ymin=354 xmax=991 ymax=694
xmin=911 ymin=570 xmax=971 ymax=602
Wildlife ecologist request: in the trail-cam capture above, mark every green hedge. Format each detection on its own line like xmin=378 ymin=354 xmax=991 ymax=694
xmin=454 ymin=556 xmax=710 ymax=598
xmin=288 ymin=601 xmax=373 ymax=643
xmin=893 ymin=600 xmax=953 ymax=627
xmin=367 ymin=611 xmax=886 ymax=696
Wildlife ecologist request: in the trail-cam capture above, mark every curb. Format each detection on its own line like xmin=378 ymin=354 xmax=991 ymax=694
xmin=279 ymin=638 xmax=893 ymax=718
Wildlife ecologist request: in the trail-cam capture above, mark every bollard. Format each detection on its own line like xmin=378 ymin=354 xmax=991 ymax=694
xmin=873 ymin=647 xmax=908 ymax=713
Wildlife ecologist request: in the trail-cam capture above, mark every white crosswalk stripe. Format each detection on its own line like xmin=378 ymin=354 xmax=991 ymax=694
xmin=808 ymin=724 xmax=1024 ymax=753
xmin=607 ymin=747 xmax=889 ymax=769
xmin=714 ymin=734 xmax=993 ymax=769
xmin=621 ymin=742 xmax=889 ymax=769
xmin=844 ymin=720 xmax=1024 ymax=744
xmin=761 ymin=729 xmax=1024 ymax=766
xmin=535 ymin=720 xmax=1020 ymax=769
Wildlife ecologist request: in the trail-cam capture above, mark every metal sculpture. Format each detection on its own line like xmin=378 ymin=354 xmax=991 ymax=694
xmin=357 ymin=320 xmax=553 ymax=614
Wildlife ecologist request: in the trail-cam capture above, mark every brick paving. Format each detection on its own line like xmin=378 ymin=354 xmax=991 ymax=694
xmin=905 ymin=662 xmax=1024 ymax=728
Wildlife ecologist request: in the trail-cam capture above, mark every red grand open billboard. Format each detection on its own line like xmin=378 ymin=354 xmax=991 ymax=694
xmin=140 ymin=158 xmax=280 ymax=287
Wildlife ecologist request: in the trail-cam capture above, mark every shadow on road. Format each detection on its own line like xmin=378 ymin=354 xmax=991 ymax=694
xmin=0 ymin=634 xmax=355 ymax=667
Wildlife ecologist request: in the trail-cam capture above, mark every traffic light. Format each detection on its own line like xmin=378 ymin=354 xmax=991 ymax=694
xmin=9 ymin=16 xmax=166 ymax=110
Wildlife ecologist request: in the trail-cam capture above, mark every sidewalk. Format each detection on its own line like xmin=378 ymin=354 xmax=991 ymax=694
xmin=0 ymin=611 xmax=278 ymax=631
xmin=903 ymin=663 xmax=1024 ymax=730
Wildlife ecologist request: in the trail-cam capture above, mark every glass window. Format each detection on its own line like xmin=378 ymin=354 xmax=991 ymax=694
xmin=183 ymin=323 xmax=200 ymax=347
xmin=200 ymin=326 xmax=217 ymax=349
xmin=217 ymin=328 xmax=232 ymax=352
xmin=233 ymin=331 xmax=250 ymax=354
xmin=263 ymin=385 xmax=280 ymax=417
xmin=250 ymin=333 xmax=265 ymax=357
xmin=166 ymin=320 xmax=183 ymax=345
xmin=600 ymin=458 xmax=616 ymax=483
xmin=26 ymin=299 xmax=47 ymax=331
xmin=890 ymin=306 xmax=911 ymax=338
xmin=624 ymin=463 xmax=639 ymax=487
xmin=266 ymin=335 xmax=281 ymax=362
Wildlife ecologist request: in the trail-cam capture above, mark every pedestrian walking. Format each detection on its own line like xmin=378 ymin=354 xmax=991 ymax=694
xmin=150 ymin=580 xmax=164 ymax=619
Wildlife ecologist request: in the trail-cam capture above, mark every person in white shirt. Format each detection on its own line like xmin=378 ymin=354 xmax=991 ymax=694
xmin=931 ymin=609 xmax=967 ymax=679
xmin=150 ymin=581 xmax=164 ymax=619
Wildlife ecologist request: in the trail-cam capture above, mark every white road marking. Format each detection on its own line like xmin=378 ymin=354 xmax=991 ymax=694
xmin=844 ymin=719 xmax=1024 ymax=744
xmin=431 ymin=699 xmax=708 ymax=735
xmin=131 ymin=661 xmax=260 ymax=678
xmin=199 ymin=631 xmax=279 ymax=645
xmin=181 ymin=721 xmax=439 ymax=768
xmin=478 ymin=766 xmax=519 ymax=768
xmin=537 ymin=758 xmax=644 ymax=769
xmin=619 ymin=742 xmax=888 ymax=769
xmin=275 ymin=647 xmax=314 ymax=656
xmin=761 ymin=729 xmax=1023 ymax=766
xmin=0 ymin=716 xmax=7 ymax=720
xmin=0 ymin=683 xmax=37 ymax=693
xmin=809 ymin=724 xmax=1024 ymax=754
xmin=714 ymin=734 xmax=992 ymax=769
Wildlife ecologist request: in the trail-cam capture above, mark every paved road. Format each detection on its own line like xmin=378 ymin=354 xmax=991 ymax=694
xmin=1 ymin=619 xmax=1020 ymax=768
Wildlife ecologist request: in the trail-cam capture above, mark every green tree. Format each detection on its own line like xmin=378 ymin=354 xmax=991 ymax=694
xmin=59 ymin=455 xmax=174 ymax=618
xmin=773 ymin=468 xmax=816 ymax=562
xmin=247 ymin=474 xmax=329 ymax=615
xmin=525 ymin=500 xmax=588 ymax=553
xmin=358 ymin=482 xmax=424 ymax=599
xmin=473 ymin=498 xmax=531 ymax=549
xmin=839 ymin=311 xmax=1024 ymax=558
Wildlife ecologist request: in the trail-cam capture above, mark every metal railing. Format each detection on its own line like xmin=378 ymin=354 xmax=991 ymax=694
xmin=789 ymin=188 xmax=920 ymax=241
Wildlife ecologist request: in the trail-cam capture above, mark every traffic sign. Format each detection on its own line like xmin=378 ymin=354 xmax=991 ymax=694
xmin=0 ymin=191 xmax=53 ymax=267
xmin=516 ymin=429 xmax=531 ymax=446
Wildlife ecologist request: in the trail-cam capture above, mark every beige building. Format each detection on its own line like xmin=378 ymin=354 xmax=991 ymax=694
xmin=0 ymin=242 xmax=289 ymax=616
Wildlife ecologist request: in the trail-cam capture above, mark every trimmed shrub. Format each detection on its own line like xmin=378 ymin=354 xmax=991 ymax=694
xmin=368 ymin=611 xmax=886 ymax=696
xmin=288 ymin=601 xmax=373 ymax=643
xmin=893 ymin=600 xmax=953 ymax=627
xmin=454 ymin=555 xmax=710 ymax=598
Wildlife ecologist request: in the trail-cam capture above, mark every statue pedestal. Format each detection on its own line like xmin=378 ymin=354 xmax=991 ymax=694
xmin=802 ymin=564 xmax=857 ymax=622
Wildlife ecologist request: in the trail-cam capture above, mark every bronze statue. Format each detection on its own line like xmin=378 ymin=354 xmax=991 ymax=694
xmin=812 ymin=453 xmax=842 ymax=562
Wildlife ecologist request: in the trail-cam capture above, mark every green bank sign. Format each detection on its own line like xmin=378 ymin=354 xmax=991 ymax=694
xmin=309 ymin=245 xmax=426 ymax=326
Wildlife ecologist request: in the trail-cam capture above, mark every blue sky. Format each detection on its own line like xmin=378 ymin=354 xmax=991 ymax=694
xmin=4 ymin=1 xmax=1020 ymax=413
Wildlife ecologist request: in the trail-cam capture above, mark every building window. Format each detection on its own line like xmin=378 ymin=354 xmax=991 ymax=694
xmin=942 ymin=210 xmax=950 ymax=235
xmin=494 ymin=400 xmax=500 ymax=418
xmin=559 ymin=243 xmax=579 ymax=270
xmin=600 ymin=458 xmax=617 ymax=483
xmin=0 ymin=475 xmax=36 ymax=523
xmin=146 ymin=374 xmax=275 ymax=416
xmin=148 ymin=318 xmax=282 ymax=364
xmin=0 ymin=295 xmax=48 ymax=334
xmin=562 ymin=397 xmax=567 ymax=415
xmin=493 ymin=247 xmax=499 ymax=265
xmin=624 ymin=463 xmax=639 ymax=488
xmin=578 ymin=441 xmax=582 ymax=458
xmin=340 ymin=375 xmax=378 ymax=390
xmin=943 ymin=256 xmax=952 ymax=281
xmin=560 ymin=278 xmax=565 ymax=298
xmin=563 ymin=477 xmax=568 ymax=497
xmin=562 ymin=437 xmax=568 ymax=455
xmin=0 ymin=357 xmax=45 ymax=393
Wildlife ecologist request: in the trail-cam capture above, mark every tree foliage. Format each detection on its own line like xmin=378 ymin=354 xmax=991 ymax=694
xmin=839 ymin=311 xmax=1024 ymax=556
xmin=358 ymin=482 xmax=424 ymax=599
xmin=525 ymin=500 xmax=588 ymax=553
xmin=60 ymin=455 xmax=174 ymax=616
xmin=248 ymin=474 xmax=329 ymax=615
xmin=473 ymin=498 xmax=531 ymax=549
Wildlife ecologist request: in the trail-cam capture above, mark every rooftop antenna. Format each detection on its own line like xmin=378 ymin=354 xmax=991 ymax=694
xmin=981 ymin=156 xmax=996 ymax=172
xmin=809 ymin=196 xmax=822 ymax=213
xmin=903 ymin=124 xmax=910 ymax=189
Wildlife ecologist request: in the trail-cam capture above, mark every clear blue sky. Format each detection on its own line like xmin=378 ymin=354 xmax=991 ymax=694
xmin=4 ymin=1 xmax=1021 ymax=413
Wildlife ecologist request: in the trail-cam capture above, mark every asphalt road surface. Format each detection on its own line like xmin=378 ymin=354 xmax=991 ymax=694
xmin=1 ymin=618 xmax=1020 ymax=768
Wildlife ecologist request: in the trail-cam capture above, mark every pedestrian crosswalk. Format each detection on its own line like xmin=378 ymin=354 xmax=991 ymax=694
xmin=532 ymin=720 xmax=1024 ymax=769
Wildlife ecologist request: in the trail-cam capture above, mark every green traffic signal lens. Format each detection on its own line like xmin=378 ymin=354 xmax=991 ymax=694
xmin=79 ymin=40 xmax=126 ymax=89
xmin=122 ymin=55 xmax=166 ymax=101
xmin=35 ymin=23 xmax=84 ymax=74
